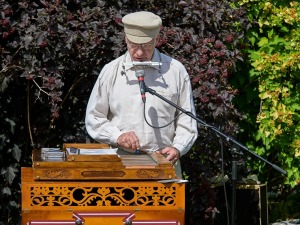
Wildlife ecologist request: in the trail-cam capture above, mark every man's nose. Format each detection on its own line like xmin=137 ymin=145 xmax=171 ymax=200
xmin=135 ymin=48 xmax=145 ymax=56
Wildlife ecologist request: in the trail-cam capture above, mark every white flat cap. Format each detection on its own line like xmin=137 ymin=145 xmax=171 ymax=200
xmin=122 ymin=11 xmax=162 ymax=44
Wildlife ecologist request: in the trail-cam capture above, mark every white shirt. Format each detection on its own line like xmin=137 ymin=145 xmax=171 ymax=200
xmin=85 ymin=49 xmax=198 ymax=157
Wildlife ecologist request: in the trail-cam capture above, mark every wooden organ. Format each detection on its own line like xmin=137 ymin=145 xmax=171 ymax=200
xmin=21 ymin=143 xmax=186 ymax=225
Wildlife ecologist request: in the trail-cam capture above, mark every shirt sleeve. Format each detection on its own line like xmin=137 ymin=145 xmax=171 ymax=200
xmin=85 ymin=63 xmax=124 ymax=146
xmin=171 ymin=68 xmax=198 ymax=156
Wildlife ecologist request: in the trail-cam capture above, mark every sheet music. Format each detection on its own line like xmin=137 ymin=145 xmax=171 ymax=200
xmin=41 ymin=148 xmax=64 ymax=160
xmin=66 ymin=148 xmax=118 ymax=155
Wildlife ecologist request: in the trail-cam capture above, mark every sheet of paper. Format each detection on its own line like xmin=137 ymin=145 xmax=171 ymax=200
xmin=158 ymin=179 xmax=189 ymax=184
xmin=66 ymin=148 xmax=118 ymax=155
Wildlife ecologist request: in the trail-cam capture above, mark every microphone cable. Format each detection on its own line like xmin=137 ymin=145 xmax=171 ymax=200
xmin=142 ymin=102 xmax=183 ymax=129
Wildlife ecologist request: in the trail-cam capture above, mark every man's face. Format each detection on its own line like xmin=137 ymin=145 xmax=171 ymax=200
xmin=126 ymin=37 xmax=156 ymax=61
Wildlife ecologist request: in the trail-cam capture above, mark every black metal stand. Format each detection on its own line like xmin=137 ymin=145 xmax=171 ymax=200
xmin=230 ymin=145 xmax=239 ymax=225
xmin=145 ymin=85 xmax=287 ymax=225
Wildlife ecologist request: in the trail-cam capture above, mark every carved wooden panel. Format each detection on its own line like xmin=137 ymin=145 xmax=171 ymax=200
xmin=29 ymin=185 xmax=178 ymax=207
xmin=22 ymin=168 xmax=185 ymax=225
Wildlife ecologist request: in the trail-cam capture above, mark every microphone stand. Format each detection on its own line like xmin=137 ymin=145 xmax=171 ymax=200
xmin=144 ymin=85 xmax=287 ymax=225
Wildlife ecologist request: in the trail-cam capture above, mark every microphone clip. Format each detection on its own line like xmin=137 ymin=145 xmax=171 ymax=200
xmin=123 ymin=61 xmax=161 ymax=70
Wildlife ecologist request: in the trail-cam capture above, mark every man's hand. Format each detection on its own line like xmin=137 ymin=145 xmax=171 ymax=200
xmin=117 ymin=131 xmax=140 ymax=152
xmin=157 ymin=147 xmax=180 ymax=164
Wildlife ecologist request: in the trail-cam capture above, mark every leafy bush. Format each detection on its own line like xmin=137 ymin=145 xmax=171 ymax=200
xmin=236 ymin=0 xmax=300 ymax=189
xmin=0 ymin=0 xmax=250 ymax=224
xmin=232 ymin=0 xmax=300 ymax=222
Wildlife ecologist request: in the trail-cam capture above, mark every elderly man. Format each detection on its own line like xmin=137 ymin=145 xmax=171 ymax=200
xmin=85 ymin=11 xmax=198 ymax=177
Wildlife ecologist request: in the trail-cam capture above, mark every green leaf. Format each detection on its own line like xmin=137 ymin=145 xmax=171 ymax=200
xmin=272 ymin=35 xmax=287 ymax=45
xmin=268 ymin=29 xmax=274 ymax=39
xmin=12 ymin=144 xmax=22 ymax=162
xmin=258 ymin=37 xmax=269 ymax=47
xmin=291 ymin=104 xmax=300 ymax=111
xmin=5 ymin=118 xmax=16 ymax=134
xmin=285 ymin=156 xmax=293 ymax=167
xmin=0 ymin=134 xmax=6 ymax=151
xmin=249 ymin=50 xmax=261 ymax=60
xmin=280 ymin=26 xmax=289 ymax=33
xmin=5 ymin=166 xmax=17 ymax=185
xmin=2 ymin=187 xmax=12 ymax=196
xmin=9 ymin=201 xmax=18 ymax=208
xmin=249 ymin=37 xmax=256 ymax=46
xmin=0 ymin=76 xmax=11 ymax=93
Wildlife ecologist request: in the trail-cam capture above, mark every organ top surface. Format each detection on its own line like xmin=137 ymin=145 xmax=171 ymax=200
xmin=32 ymin=143 xmax=177 ymax=180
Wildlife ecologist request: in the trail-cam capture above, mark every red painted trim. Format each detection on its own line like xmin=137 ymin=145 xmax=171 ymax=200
xmin=26 ymin=211 xmax=180 ymax=225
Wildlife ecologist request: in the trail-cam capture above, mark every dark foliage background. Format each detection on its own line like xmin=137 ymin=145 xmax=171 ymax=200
xmin=0 ymin=0 xmax=250 ymax=225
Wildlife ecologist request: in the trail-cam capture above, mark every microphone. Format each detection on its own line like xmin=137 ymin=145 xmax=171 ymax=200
xmin=135 ymin=70 xmax=147 ymax=103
